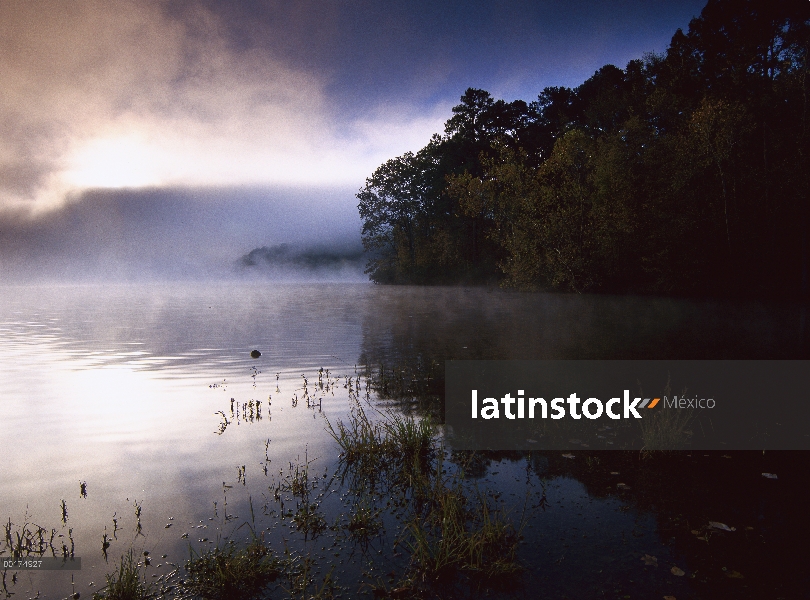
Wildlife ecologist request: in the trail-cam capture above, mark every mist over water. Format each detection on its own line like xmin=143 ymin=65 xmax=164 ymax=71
xmin=0 ymin=185 xmax=365 ymax=283
xmin=1 ymin=281 xmax=807 ymax=598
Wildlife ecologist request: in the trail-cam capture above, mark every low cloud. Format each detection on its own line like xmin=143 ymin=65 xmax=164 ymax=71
xmin=0 ymin=185 xmax=363 ymax=282
xmin=0 ymin=0 xmax=446 ymax=214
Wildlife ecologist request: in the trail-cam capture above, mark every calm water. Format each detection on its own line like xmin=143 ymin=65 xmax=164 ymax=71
xmin=0 ymin=282 xmax=806 ymax=598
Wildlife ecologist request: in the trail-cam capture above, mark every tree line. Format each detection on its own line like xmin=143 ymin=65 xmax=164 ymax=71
xmin=357 ymin=0 xmax=810 ymax=298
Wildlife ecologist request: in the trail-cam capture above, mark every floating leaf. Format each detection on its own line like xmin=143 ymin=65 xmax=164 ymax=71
xmin=671 ymin=566 xmax=685 ymax=576
xmin=641 ymin=554 xmax=658 ymax=567
xmin=709 ymin=521 xmax=736 ymax=532
xmin=724 ymin=570 xmax=744 ymax=579
xmin=690 ymin=529 xmax=700 ymax=535
xmin=762 ymin=473 xmax=778 ymax=479
xmin=610 ymin=471 xmax=620 ymax=475
xmin=664 ymin=596 xmax=677 ymax=600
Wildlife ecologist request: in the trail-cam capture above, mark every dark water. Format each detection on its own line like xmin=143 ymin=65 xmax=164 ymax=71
xmin=0 ymin=282 xmax=806 ymax=599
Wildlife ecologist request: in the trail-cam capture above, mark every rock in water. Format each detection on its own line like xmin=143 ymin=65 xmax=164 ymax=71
xmin=250 ymin=350 xmax=261 ymax=359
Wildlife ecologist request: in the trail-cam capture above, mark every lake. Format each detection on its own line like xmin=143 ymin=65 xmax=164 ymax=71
xmin=1 ymin=282 xmax=807 ymax=599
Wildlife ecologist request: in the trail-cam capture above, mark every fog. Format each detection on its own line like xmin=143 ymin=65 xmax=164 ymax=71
xmin=0 ymin=0 xmax=448 ymax=212
xmin=0 ymin=185 xmax=366 ymax=283
xmin=0 ymin=1 xmax=707 ymax=285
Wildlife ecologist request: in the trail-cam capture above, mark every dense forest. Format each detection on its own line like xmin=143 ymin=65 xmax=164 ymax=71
xmin=357 ymin=0 xmax=810 ymax=298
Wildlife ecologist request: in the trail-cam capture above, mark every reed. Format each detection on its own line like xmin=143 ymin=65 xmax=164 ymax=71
xmin=92 ymin=550 xmax=152 ymax=600
xmin=182 ymin=539 xmax=283 ymax=600
xmin=325 ymin=397 xmax=436 ymax=492
xmin=2 ymin=516 xmax=53 ymax=558
xmin=401 ymin=457 xmax=524 ymax=587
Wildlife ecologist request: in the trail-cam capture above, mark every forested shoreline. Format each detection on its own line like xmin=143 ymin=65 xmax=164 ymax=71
xmin=357 ymin=0 xmax=810 ymax=299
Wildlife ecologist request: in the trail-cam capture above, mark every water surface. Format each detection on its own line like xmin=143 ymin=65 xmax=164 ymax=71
xmin=1 ymin=282 xmax=806 ymax=598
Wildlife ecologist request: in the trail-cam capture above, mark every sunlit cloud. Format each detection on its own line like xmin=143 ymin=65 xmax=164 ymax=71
xmin=59 ymin=105 xmax=449 ymax=191
xmin=0 ymin=0 xmax=447 ymax=213
xmin=2 ymin=0 xmax=701 ymax=218
xmin=64 ymin=135 xmax=163 ymax=189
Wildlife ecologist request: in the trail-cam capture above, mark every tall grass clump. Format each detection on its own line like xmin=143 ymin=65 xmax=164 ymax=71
xmin=402 ymin=458 xmax=524 ymax=589
xmin=418 ymin=459 xmax=523 ymax=590
xmin=386 ymin=413 xmax=435 ymax=465
xmin=92 ymin=550 xmax=152 ymax=600
xmin=182 ymin=538 xmax=284 ymax=600
xmin=325 ymin=398 xmax=436 ymax=490
xmin=325 ymin=400 xmax=387 ymax=483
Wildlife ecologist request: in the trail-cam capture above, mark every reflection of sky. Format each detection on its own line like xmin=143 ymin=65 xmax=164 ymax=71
xmin=1 ymin=281 xmax=804 ymax=597
xmin=1 ymin=282 xmax=365 ymax=597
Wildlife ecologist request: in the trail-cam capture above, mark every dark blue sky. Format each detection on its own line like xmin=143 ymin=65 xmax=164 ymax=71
xmin=0 ymin=0 xmax=708 ymax=279
xmin=195 ymin=0 xmax=707 ymax=115
xmin=204 ymin=0 xmax=704 ymax=98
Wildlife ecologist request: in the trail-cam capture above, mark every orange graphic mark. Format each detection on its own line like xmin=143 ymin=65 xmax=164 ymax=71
xmin=648 ymin=398 xmax=660 ymax=409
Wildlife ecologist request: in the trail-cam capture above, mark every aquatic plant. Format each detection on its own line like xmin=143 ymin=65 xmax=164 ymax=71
xmin=270 ymin=451 xmax=330 ymax=540
xmin=325 ymin=397 xmax=436 ymax=492
xmin=283 ymin=555 xmax=336 ymax=600
xmin=345 ymin=501 xmax=382 ymax=544
xmin=2 ymin=515 xmax=54 ymax=558
xmin=83 ymin=368 xmax=523 ymax=600
xmin=182 ymin=539 xmax=283 ymax=600
xmin=326 ymin=391 xmax=524 ymax=592
xmin=361 ymin=358 xmax=444 ymax=420
xmin=405 ymin=485 xmax=523 ymax=583
xmin=92 ymin=550 xmax=152 ymax=600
